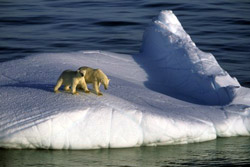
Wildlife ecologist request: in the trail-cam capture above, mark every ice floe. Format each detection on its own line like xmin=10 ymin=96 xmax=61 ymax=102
xmin=0 ymin=10 xmax=249 ymax=149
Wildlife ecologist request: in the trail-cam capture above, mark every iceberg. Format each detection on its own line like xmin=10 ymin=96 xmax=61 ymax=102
xmin=0 ymin=10 xmax=249 ymax=150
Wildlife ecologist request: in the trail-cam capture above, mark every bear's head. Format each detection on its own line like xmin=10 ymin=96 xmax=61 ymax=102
xmin=101 ymin=78 xmax=110 ymax=90
xmin=77 ymin=69 xmax=86 ymax=77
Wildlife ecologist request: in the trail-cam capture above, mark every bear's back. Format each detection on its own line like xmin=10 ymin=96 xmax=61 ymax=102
xmin=79 ymin=67 xmax=96 ymax=83
xmin=60 ymin=70 xmax=78 ymax=84
xmin=78 ymin=66 xmax=107 ymax=83
xmin=94 ymin=69 xmax=107 ymax=80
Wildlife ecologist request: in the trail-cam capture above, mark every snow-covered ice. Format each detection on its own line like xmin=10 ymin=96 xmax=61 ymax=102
xmin=0 ymin=10 xmax=249 ymax=149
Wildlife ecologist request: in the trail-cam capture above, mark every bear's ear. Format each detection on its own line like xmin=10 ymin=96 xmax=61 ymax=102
xmin=77 ymin=70 xmax=84 ymax=77
xmin=83 ymin=70 xmax=87 ymax=75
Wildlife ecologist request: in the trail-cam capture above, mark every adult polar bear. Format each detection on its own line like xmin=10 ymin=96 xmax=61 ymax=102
xmin=78 ymin=66 xmax=110 ymax=96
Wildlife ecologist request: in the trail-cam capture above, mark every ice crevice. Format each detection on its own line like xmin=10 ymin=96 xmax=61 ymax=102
xmin=0 ymin=10 xmax=249 ymax=149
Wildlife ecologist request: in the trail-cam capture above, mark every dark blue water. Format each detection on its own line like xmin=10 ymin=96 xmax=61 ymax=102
xmin=0 ymin=0 xmax=250 ymax=166
xmin=1 ymin=137 xmax=250 ymax=167
xmin=0 ymin=0 xmax=250 ymax=86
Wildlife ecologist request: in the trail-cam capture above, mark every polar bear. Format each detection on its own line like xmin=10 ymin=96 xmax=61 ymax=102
xmin=54 ymin=69 xmax=90 ymax=95
xmin=78 ymin=66 xmax=110 ymax=96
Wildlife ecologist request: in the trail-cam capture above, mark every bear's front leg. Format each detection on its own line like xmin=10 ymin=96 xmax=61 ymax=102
xmin=93 ymin=81 xmax=102 ymax=96
xmin=71 ymin=80 xmax=79 ymax=95
xmin=97 ymin=92 xmax=103 ymax=96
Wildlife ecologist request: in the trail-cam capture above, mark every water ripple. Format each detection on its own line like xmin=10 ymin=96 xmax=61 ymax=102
xmin=0 ymin=0 xmax=249 ymax=86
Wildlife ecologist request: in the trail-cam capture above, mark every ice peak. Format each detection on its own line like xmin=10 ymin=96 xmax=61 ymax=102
xmin=140 ymin=10 xmax=240 ymax=105
xmin=158 ymin=10 xmax=181 ymax=26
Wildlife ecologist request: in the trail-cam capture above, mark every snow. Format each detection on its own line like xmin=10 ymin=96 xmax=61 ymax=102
xmin=0 ymin=10 xmax=249 ymax=150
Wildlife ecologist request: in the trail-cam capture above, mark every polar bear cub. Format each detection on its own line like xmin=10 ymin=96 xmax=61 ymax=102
xmin=78 ymin=66 xmax=110 ymax=96
xmin=54 ymin=69 xmax=89 ymax=95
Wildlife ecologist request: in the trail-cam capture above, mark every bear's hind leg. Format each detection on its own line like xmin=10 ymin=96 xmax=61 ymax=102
xmin=54 ymin=78 xmax=63 ymax=93
xmin=93 ymin=81 xmax=102 ymax=96
xmin=71 ymin=80 xmax=79 ymax=95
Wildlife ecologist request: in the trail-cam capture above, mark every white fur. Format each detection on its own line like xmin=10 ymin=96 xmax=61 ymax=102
xmin=78 ymin=66 xmax=110 ymax=96
xmin=54 ymin=69 xmax=89 ymax=95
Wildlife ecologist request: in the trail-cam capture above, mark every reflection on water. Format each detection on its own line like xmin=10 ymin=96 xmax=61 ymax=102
xmin=1 ymin=137 xmax=250 ymax=167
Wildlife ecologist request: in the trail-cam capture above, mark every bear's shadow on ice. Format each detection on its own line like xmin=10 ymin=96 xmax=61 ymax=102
xmin=2 ymin=83 xmax=54 ymax=92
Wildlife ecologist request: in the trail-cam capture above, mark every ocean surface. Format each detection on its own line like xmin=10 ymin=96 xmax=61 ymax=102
xmin=1 ymin=137 xmax=250 ymax=167
xmin=0 ymin=0 xmax=250 ymax=166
